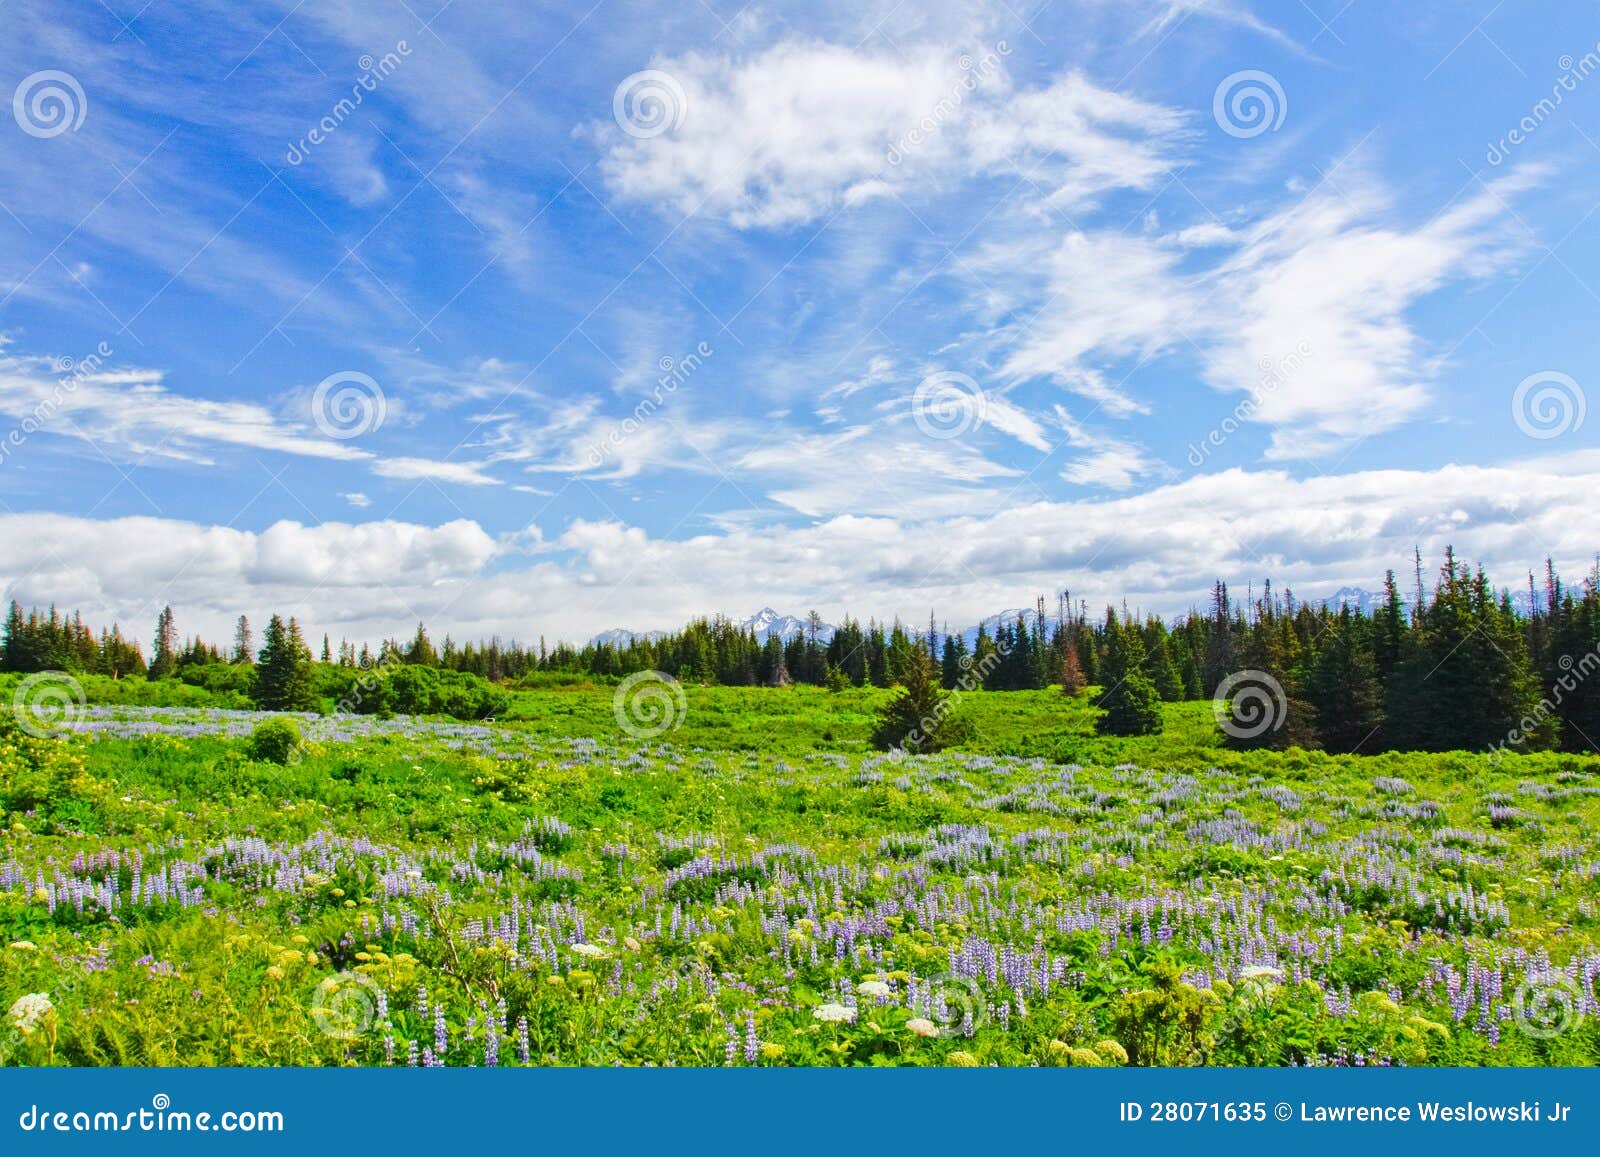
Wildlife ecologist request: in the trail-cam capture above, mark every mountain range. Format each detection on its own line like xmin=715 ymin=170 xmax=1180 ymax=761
xmin=589 ymin=608 xmax=833 ymax=648
xmin=589 ymin=584 xmax=1548 ymax=649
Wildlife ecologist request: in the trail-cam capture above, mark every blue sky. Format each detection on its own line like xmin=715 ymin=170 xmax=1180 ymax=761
xmin=1 ymin=0 xmax=1597 ymax=646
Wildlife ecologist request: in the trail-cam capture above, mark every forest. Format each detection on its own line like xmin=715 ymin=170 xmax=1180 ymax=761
xmin=5 ymin=549 xmax=1598 ymax=756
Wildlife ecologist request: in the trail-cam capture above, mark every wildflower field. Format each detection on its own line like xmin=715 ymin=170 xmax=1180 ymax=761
xmin=2 ymin=687 xmax=1598 ymax=1067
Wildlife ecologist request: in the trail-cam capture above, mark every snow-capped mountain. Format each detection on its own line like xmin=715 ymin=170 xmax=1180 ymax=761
xmin=740 ymin=607 xmax=835 ymax=642
xmin=593 ymin=582 xmax=1553 ymax=648
xmin=587 ymin=627 xmax=671 ymax=648
xmin=588 ymin=608 xmax=835 ymax=647
xmin=1319 ymin=585 xmax=1539 ymax=617
xmin=1321 ymin=586 xmax=1387 ymax=615
xmin=955 ymin=608 xmax=1039 ymax=648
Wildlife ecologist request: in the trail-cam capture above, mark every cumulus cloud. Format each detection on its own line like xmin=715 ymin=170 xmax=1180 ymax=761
xmin=6 ymin=450 xmax=1595 ymax=646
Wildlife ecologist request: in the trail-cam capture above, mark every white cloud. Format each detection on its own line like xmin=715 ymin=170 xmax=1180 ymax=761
xmin=1134 ymin=0 xmax=1305 ymax=54
xmin=5 ymin=450 xmax=1595 ymax=646
xmin=1201 ymin=168 xmax=1541 ymax=458
xmin=981 ymin=394 xmax=1052 ymax=452
xmin=1054 ymin=406 xmax=1164 ymax=490
xmin=736 ymin=423 xmax=1021 ymax=518
xmin=993 ymin=230 xmax=1195 ymax=409
xmin=0 ymin=354 xmax=367 ymax=465
xmin=599 ymin=41 xmax=1187 ymax=228
xmin=371 ymin=457 xmax=502 ymax=487
xmin=991 ymin=166 xmax=1541 ymax=455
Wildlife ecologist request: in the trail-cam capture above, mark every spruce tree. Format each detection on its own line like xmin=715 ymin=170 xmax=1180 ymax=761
xmin=872 ymin=646 xmax=969 ymax=753
xmin=149 ymin=605 xmax=178 ymax=679
xmin=1 ymin=601 xmax=25 ymax=672
xmin=1094 ymin=611 xmax=1163 ymax=736
xmin=1307 ymin=607 xmax=1384 ymax=753
xmin=406 ymin=622 xmax=438 ymax=666
xmin=1143 ymin=619 xmax=1184 ymax=701
xmin=255 ymin=614 xmax=318 ymax=712
xmin=1201 ymin=581 xmax=1234 ymax=695
xmin=1221 ymin=605 xmax=1317 ymax=750
xmin=1385 ymin=551 xmax=1542 ymax=752
xmin=1373 ymin=570 xmax=1405 ymax=681
xmin=232 ymin=615 xmax=254 ymax=664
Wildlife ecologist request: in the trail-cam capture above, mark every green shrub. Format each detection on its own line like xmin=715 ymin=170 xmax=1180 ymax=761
xmin=245 ymin=717 xmax=305 ymax=764
xmin=0 ymin=714 xmax=99 ymax=816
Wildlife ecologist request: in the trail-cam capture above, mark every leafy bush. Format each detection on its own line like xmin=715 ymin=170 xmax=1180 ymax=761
xmin=246 ymin=717 xmax=305 ymax=765
xmin=0 ymin=714 xmax=100 ymax=817
xmin=324 ymin=664 xmax=509 ymax=721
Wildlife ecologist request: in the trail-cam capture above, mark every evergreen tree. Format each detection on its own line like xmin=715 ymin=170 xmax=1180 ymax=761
xmin=871 ymin=646 xmax=969 ymax=753
xmin=232 ymin=615 xmax=254 ymax=664
xmin=1201 ymin=581 xmax=1234 ymax=695
xmin=941 ymin=632 xmax=969 ymax=689
xmin=1094 ymin=611 xmax=1163 ymax=736
xmin=149 ymin=605 xmax=178 ymax=679
xmin=1221 ymin=601 xmax=1318 ymax=750
xmin=255 ymin=614 xmax=319 ymax=712
xmin=1372 ymin=570 xmax=1405 ymax=681
xmin=1385 ymin=550 xmax=1542 ymax=752
xmin=763 ymin=634 xmax=790 ymax=687
xmin=1142 ymin=619 xmax=1184 ymax=701
xmin=1307 ymin=607 xmax=1384 ymax=753
xmin=406 ymin=622 xmax=438 ymax=666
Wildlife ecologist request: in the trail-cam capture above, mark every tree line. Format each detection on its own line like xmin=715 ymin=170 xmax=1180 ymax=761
xmin=3 ymin=549 xmax=1598 ymax=754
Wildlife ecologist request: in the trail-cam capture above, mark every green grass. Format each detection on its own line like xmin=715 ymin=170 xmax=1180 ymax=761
xmin=2 ymin=687 xmax=1597 ymax=1068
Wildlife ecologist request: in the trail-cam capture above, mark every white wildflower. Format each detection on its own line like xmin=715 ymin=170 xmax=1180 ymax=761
xmin=570 ymin=943 xmax=608 ymax=959
xmin=907 ymin=1017 xmax=940 ymax=1037
xmin=1239 ymin=964 xmax=1284 ymax=982
xmin=813 ymin=1002 xmax=856 ymax=1024
xmin=857 ymin=980 xmax=892 ymax=999
xmin=9 ymin=993 xmax=54 ymax=1036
